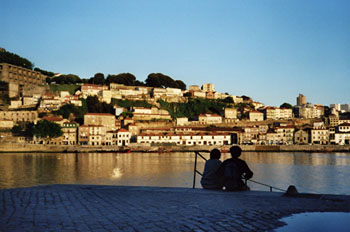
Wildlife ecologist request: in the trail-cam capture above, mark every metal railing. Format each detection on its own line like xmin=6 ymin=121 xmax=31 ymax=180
xmin=193 ymin=151 xmax=286 ymax=192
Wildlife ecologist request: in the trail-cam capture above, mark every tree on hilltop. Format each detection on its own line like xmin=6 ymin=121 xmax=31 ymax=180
xmin=280 ymin=102 xmax=293 ymax=109
xmin=0 ymin=50 xmax=34 ymax=69
xmin=106 ymin=73 xmax=137 ymax=86
xmin=89 ymin=73 xmax=105 ymax=85
xmin=145 ymin=73 xmax=186 ymax=90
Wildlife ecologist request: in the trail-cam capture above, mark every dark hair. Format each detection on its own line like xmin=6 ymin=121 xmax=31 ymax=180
xmin=210 ymin=148 xmax=221 ymax=159
xmin=230 ymin=146 xmax=242 ymax=158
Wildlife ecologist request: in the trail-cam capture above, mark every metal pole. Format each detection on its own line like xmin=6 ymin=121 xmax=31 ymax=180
xmin=193 ymin=152 xmax=198 ymax=189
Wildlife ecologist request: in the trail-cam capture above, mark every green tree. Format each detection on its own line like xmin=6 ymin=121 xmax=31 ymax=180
xmin=52 ymin=74 xmax=82 ymax=84
xmin=145 ymin=73 xmax=186 ymax=90
xmin=86 ymin=96 xmax=114 ymax=114
xmin=32 ymin=120 xmax=63 ymax=138
xmin=280 ymin=102 xmax=293 ymax=109
xmin=54 ymin=103 xmax=86 ymax=121
xmin=0 ymin=50 xmax=33 ymax=69
xmin=34 ymin=67 xmax=55 ymax=77
xmin=11 ymin=125 xmax=22 ymax=134
xmin=222 ymin=96 xmax=234 ymax=104
xmin=158 ymin=98 xmax=225 ymax=119
xmin=89 ymin=73 xmax=105 ymax=85
xmin=106 ymin=73 xmax=137 ymax=86
xmin=111 ymin=99 xmax=153 ymax=109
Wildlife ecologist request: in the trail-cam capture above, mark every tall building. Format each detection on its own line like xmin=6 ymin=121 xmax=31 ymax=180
xmin=0 ymin=63 xmax=46 ymax=97
xmin=297 ymin=94 xmax=306 ymax=106
xmin=201 ymin=83 xmax=214 ymax=92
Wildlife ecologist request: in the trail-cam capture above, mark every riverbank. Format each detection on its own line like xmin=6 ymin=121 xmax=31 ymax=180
xmin=0 ymin=185 xmax=349 ymax=232
xmin=1 ymin=142 xmax=350 ymax=153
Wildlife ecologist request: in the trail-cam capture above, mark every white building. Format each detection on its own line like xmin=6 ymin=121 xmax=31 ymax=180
xmin=224 ymin=108 xmax=237 ymax=119
xmin=249 ymin=111 xmax=264 ymax=121
xmin=265 ymin=107 xmax=293 ymax=120
xmin=311 ymin=129 xmax=329 ymax=145
xmin=176 ymin=117 xmax=189 ymax=126
xmin=116 ymin=129 xmax=131 ymax=146
xmin=299 ymin=106 xmax=322 ymax=119
xmin=201 ymin=83 xmax=214 ymax=92
xmin=137 ymin=132 xmax=230 ymax=146
xmin=198 ymin=114 xmax=222 ymax=124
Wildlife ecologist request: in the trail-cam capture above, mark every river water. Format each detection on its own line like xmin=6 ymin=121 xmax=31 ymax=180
xmin=0 ymin=152 xmax=349 ymax=194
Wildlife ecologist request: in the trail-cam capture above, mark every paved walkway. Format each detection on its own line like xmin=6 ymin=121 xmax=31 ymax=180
xmin=1 ymin=185 xmax=350 ymax=232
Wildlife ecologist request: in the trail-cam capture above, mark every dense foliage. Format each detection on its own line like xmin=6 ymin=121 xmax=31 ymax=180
xmin=32 ymin=120 xmax=63 ymax=138
xmin=89 ymin=73 xmax=105 ymax=85
xmin=53 ymin=103 xmax=87 ymax=123
xmin=0 ymin=50 xmax=33 ymax=69
xmin=145 ymin=73 xmax=186 ymax=90
xmin=111 ymin=99 xmax=154 ymax=109
xmin=280 ymin=102 xmax=293 ymax=109
xmin=11 ymin=125 xmax=22 ymax=134
xmin=106 ymin=73 xmax=139 ymax=86
xmin=158 ymin=98 xmax=226 ymax=119
xmin=49 ymin=84 xmax=81 ymax=95
xmin=86 ymin=96 xmax=114 ymax=114
xmin=48 ymin=74 xmax=82 ymax=84
xmin=34 ymin=67 xmax=55 ymax=77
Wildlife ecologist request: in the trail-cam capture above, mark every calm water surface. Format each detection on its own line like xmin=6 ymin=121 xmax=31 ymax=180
xmin=0 ymin=152 xmax=349 ymax=194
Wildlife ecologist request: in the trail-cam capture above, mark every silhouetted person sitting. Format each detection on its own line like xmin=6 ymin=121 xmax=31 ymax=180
xmin=200 ymin=149 xmax=224 ymax=190
xmin=217 ymin=146 xmax=253 ymax=191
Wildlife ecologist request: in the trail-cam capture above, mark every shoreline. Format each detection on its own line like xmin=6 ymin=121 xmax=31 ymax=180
xmin=1 ymin=142 xmax=350 ymax=153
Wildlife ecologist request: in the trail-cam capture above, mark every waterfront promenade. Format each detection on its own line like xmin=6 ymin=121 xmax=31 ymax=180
xmin=0 ymin=185 xmax=349 ymax=232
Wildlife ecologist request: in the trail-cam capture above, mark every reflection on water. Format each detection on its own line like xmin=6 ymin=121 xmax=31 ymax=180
xmin=276 ymin=212 xmax=350 ymax=232
xmin=0 ymin=152 xmax=349 ymax=194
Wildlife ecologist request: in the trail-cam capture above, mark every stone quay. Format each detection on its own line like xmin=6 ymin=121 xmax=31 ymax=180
xmin=1 ymin=185 xmax=349 ymax=232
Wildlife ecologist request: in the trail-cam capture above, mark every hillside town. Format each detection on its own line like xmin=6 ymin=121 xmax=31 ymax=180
xmin=1 ymin=59 xmax=350 ymax=149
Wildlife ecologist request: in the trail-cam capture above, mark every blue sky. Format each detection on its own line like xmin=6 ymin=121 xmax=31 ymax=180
xmin=1 ymin=0 xmax=349 ymax=106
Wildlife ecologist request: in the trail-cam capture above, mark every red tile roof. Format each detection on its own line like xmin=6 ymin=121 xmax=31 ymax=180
xmin=42 ymin=116 xmax=63 ymax=122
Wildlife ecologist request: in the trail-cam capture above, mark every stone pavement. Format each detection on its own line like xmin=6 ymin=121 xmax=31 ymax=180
xmin=0 ymin=185 xmax=350 ymax=232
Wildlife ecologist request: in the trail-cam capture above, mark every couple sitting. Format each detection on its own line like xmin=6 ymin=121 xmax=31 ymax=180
xmin=200 ymin=146 xmax=253 ymax=191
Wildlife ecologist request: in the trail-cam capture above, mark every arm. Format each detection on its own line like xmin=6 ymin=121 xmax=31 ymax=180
xmin=242 ymin=161 xmax=253 ymax=180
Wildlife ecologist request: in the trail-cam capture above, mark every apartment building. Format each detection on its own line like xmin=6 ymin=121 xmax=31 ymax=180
xmin=131 ymin=107 xmax=172 ymax=121
xmin=264 ymin=107 xmax=293 ymax=120
xmin=137 ymin=132 xmax=230 ymax=146
xmin=311 ymin=129 xmax=329 ymax=144
xmin=0 ymin=63 xmax=46 ymax=97
xmin=198 ymin=114 xmax=222 ymax=124
xmin=249 ymin=111 xmax=264 ymax=121
xmin=0 ymin=110 xmax=38 ymax=123
xmin=275 ymin=125 xmax=295 ymax=144
xmin=0 ymin=119 xmax=14 ymax=129
xmin=201 ymin=83 xmax=214 ymax=92
xmin=328 ymin=114 xmax=339 ymax=127
xmin=334 ymin=123 xmax=350 ymax=145
xmin=84 ymin=113 xmax=116 ymax=130
xmin=224 ymin=108 xmax=237 ymax=119
xmin=297 ymin=106 xmax=322 ymax=119
xmin=39 ymin=93 xmax=62 ymax=111
xmin=81 ymin=84 xmax=108 ymax=98
xmin=61 ymin=121 xmax=79 ymax=145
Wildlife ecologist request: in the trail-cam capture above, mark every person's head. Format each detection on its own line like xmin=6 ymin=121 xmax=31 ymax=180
xmin=210 ymin=148 xmax=221 ymax=160
xmin=230 ymin=146 xmax=242 ymax=158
